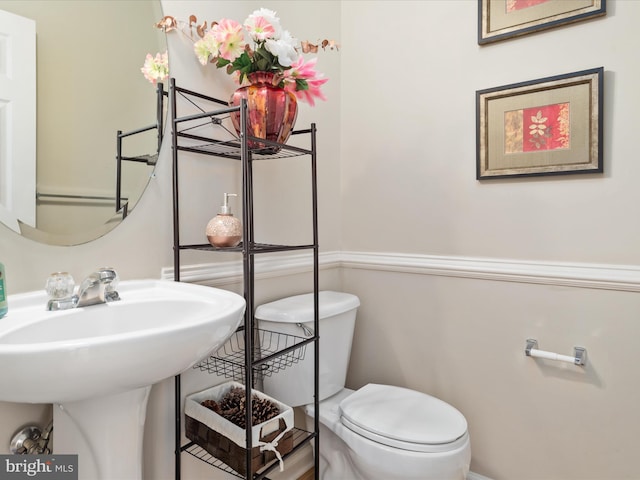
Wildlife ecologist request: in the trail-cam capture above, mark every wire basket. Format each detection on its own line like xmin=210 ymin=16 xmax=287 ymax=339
xmin=194 ymin=329 xmax=308 ymax=382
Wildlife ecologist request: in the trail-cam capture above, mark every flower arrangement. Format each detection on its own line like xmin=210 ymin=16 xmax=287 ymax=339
xmin=145 ymin=8 xmax=337 ymax=106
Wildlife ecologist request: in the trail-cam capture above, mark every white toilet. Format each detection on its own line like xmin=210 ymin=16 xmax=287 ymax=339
xmin=256 ymin=291 xmax=471 ymax=480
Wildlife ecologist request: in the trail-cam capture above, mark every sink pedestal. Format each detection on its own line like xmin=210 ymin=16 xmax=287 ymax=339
xmin=53 ymin=386 xmax=152 ymax=480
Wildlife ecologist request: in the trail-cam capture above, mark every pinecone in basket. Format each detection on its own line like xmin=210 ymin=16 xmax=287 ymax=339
xmin=200 ymin=399 xmax=221 ymax=414
xmin=200 ymin=387 xmax=281 ymax=429
xmin=219 ymin=387 xmax=246 ymax=411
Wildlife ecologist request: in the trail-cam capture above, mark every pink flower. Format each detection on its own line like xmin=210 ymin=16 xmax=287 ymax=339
xmin=140 ymin=51 xmax=169 ymax=84
xmin=283 ymin=56 xmax=328 ymax=106
xmin=244 ymin=8 xmax=282 ymax=40
xmin=292 ymin=77 xmax=329 ymax=106
xmin=212 ymin=18 xmax=245 ymax=61
xmin=244 ymin=14 xmax=276 ymax=41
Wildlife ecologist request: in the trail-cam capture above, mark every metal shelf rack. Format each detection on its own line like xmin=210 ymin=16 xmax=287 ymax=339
xmin=170 ymin=79 xmax=320 ymax=480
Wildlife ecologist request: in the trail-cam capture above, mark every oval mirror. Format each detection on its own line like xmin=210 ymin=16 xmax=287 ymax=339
xmin=0 ymin=0 xmax=166 ymax=245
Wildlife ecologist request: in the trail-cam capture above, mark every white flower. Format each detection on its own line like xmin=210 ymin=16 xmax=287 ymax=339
xmin=265 ymin=30 xmax=298 ymax=67
xmin=194 ymin=32 xmax=219 ymax=65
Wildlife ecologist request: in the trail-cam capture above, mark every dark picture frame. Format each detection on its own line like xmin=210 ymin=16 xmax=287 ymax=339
xmin=476 ymin=67 xmax=603 ymax=180
xmin=478 ymin=0 xmax=606 ymax=45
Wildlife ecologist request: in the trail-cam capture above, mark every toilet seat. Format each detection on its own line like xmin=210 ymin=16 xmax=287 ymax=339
xmin=339 ymin=384 xmax=468 ymax=453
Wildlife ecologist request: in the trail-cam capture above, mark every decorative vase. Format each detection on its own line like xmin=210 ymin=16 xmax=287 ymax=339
xmin=229 ymin=71 xmax=298 ymax=154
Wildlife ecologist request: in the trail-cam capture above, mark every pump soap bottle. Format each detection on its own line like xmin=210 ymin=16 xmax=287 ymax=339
xmin=0 ymin=262 xmax=7 ymax=318
xmin=206 ymin=193 xmax=242 ymax=247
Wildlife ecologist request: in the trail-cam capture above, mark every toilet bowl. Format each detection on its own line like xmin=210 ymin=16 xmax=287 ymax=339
xmin=256 ymin=291 xmax=471 ymax=480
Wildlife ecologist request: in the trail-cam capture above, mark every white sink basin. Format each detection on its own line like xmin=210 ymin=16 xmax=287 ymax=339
xmin=0 ymin=279 xmax=245 ymax=403
xmin=0 ymin=279 xmax=245 ymax=480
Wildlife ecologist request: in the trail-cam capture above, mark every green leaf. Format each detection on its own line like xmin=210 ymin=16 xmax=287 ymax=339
xmin=216 ymin=58 xmax=230 ymax=68
xmin=230 ymin=52 xmax=252 ymax=72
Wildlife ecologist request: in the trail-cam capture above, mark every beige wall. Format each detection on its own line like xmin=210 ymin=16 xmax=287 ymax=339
xmin=1 ymin=1 xmax=638 ymax=479
xmin=344 ymin=262 xmax=640 ymax=479
xmin=340 ymin=1 xmax=640 ymax=479
xmin=341 ymin=0 xmax=640 ymax=265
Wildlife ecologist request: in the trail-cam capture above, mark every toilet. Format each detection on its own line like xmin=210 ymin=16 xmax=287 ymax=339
xmin=256 ymin=291 xmax=471 ymax=480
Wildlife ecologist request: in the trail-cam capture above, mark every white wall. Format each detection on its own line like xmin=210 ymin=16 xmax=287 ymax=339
xmin=340 ymin=1 xmax=640 ymax=479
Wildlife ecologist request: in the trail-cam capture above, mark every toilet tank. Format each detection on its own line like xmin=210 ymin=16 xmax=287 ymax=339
xmin=256 ymin=291 xmax=360 ymax=407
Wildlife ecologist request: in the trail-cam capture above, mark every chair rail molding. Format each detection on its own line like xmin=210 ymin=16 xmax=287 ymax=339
xmin=162 ymin=251 xmax=640 ymax=293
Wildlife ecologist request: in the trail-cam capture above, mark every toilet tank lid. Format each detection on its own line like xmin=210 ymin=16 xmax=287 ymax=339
xmin=255 ymin=291 xmax=360 ymax=324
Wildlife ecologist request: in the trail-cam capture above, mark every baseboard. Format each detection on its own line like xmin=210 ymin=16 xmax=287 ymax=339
xmin=292 ymin=464 xmax=491 ymax=479
xmin=468 ymin=472 xmax=493 ymax=480
xmin=162 ymin=250 xmax=640 ymax=292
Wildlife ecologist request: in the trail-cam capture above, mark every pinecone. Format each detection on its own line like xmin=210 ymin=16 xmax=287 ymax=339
xmin=220 ymin=387 xmax=246 ymax=412
xmin=253 ymin=397 xmax=280 ymax=424
xmin=202 ymin=387 xmax=281 ymax=429
xmin=200 ymin=399 xmax=221 ymax=414
xmin=226 ymin=407 xmax=248 ymax=429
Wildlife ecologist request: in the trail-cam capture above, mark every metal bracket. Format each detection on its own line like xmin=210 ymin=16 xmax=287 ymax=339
xmin=525 ymin=338 xmax=538 ymax=356
xmin=573 ymin=346 xmax=587 ymax=366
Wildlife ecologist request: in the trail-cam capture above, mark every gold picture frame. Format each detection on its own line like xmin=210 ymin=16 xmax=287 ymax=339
xmin=476 ymin=67 xmax=603 ymax=180
xmin=478 ymin=0 xmax=606 ymax=45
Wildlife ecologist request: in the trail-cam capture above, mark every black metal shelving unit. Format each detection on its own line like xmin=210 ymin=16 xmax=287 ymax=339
xmin=170 ymin=78 xmax=320 ymax=480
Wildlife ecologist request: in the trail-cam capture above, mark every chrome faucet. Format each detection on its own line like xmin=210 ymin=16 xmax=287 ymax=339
xmin=46 ymin=268 xmax=121 ymax=310
xmin=76 ymin=268 xmax=121 ymax=307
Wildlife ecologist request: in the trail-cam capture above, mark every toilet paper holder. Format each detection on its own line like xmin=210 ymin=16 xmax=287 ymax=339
xmin=525 ymin=339 xmax=587 ymax=366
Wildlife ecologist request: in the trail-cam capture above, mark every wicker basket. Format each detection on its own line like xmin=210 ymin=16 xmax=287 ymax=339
xmin=185 ymin=381 xmax=294 ymax=476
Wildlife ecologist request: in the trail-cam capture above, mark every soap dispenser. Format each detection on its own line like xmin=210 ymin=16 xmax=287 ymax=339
xmin=206 ymin=193 xmax=242 ymax=247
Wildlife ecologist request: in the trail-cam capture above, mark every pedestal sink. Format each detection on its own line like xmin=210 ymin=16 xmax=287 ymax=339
xmin=0 ymin=279 xmax=245 ymax=480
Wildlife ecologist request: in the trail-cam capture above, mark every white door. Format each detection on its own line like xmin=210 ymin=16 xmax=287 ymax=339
xmin=0 ymin=9 xmax=36 ymax=232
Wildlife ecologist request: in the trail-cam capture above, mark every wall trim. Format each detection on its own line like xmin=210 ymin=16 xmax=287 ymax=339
xmin=341 ymin=251 xmax=640 ymax=292
xmin=162 ymin=251 xmax=640 ymax=292
xmin=160 ymin=251 xmax=342 ymax=286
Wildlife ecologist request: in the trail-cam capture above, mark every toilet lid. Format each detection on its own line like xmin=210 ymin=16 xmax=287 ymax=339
xmin=339 ymin=384 xmax=467 ymax=450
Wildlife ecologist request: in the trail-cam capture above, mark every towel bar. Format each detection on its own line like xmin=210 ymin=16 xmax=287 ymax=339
xmin=525 ymin=339 xmax=587 ymax=366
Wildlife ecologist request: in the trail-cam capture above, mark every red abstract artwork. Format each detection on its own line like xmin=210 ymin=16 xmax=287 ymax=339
xmin=504 ymin=103 xmax=570 ymax=154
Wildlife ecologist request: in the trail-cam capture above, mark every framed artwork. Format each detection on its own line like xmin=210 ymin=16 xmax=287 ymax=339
xmin=478 ymin=0 xmax=606 ymax=45
xmin=476 ymin=67 xmax=603 ymax=180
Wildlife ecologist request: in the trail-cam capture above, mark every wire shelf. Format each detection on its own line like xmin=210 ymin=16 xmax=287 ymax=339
xmin=176 ymin=136 xmax=312 ymax=160
xmin=182 ymin=428 xmax=313 ymax=479
xmin=194 ymin=329 xmax=308 ymax=382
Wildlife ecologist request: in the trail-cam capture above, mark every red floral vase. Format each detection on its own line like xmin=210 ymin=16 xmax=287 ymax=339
xmin=229 ymin=71 xmax=298 ymax=154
